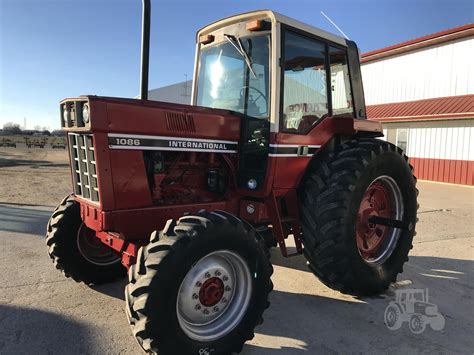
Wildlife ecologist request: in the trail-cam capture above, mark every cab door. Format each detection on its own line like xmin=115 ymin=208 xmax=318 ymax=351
xmin=272 ymin=28 xmax=355 ymax=189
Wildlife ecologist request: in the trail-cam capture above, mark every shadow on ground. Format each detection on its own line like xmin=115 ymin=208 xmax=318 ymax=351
xmin=85 ymin=253 xmax=472 ymax=354
xmin=0 ymin=158 xmax=68 ymax=168
xmin=0 ymin=205 xmax=52 ymax=236
xmin=270 ymin=246 xmax=310 ymax=272
xmin=0 ymin=305 xmax=92 ymax=354
xmin=90 ymin=278 xmax=128 ymax=300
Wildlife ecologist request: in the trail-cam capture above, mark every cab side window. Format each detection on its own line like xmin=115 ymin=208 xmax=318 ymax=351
xmin=282 ymin=31 xmax=329 ymax=133
xmin=329 ymin=46 xmax=354 ymax=117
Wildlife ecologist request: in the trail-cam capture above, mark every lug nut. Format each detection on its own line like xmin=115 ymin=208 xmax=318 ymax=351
xmin=196 ymin=281 xmax=202 ymax=287
xmin=215 ymin=270 xmax=221 ymax=276
xmin=213 ymin=306 xmax=219 ymax=312
xmin=195 ymin=304 xmax=201 ymax=310
xmin=192 ymin=293 xmax=198 ymax=299
xmin=203 ymin=309 xmax=209 ymax=315
xmin=205 ymin=272 xmax=211 ymax=278
xmin=222 ymin=276 xmax=228 ymax=281
xmin=225 ymin=286 xmax=231 ymax=291
xmin=221 ymin=298 xmax=228 ymax=304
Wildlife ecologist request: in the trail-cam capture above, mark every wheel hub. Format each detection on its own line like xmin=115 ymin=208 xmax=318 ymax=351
xmin=199 ymin=277 xmax=224 ymax=307
xmin=176 ymin=250 xmax=252 ymax=342
xmin=76 ymin=224 xmax=121 ymax=266
xmin=356 ymin=176 xmax=404 ymax=265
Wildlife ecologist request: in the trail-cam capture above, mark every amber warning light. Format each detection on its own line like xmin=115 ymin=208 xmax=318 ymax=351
xmin=246 ymin=20 xmax=263 ymax=31
xmin=199 ymin=34 xmax=215 ymax=45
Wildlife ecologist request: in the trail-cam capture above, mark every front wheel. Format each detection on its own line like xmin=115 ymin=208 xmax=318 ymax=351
xmin=46 ymin=195 xmax=126 ymax=284
xmin=299 ymin=139 xmax=418 ymax=295
xmin=125 ymin=211 xmax=273 ymax=355
xmin=409 ymin=314 xmax=426 ymax=334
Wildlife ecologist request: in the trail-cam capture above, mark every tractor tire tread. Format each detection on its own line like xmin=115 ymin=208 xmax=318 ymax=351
xmin=125 ymin=210 xmax=273 ymax=354
xmin=299 ymin=139 xmax=418 ymax=296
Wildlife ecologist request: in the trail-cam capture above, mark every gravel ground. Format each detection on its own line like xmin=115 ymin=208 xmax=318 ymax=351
xmin=0 ymin=147 xmax=473 ymax=354
xmin=0 ymin=145 xmax=70 ymax=206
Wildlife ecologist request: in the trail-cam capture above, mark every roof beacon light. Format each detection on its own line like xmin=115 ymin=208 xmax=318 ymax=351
xmin=199 ymin=34 xmax=215 ymax=45
xmin=246 ymin=20 xmax=263 ymax=31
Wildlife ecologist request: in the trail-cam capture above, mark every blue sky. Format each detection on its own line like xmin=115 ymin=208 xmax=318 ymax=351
xmin=1 ymin=0 xmax=473 ymax=130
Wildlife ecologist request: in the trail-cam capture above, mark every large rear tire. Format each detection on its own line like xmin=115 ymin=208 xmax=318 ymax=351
xmin=46 ymin=195 xmax=126 ymax=284
xmin=125 ymin=211 xmax=273 ymax=355
xmin=299 ymin=139 xmax=418 ymax=295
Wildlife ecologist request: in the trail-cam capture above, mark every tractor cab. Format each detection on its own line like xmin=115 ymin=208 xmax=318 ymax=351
xmin=193 ymin=10 xmax=372 ymax=193
xmin=193 ymin=10 xmax=366 ymax=127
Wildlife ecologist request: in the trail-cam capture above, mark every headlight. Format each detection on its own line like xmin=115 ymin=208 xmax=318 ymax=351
xmin=247 ymin=178 xmax=257 ymax=190
xmin=82 ymin=103 xmax=90 ymax=123
xmin=63 ymin=106 xmax=69 ymax=124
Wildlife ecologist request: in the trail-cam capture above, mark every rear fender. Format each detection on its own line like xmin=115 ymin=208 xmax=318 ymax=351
xmin=295 ymin=117 xmax=384 ymax=188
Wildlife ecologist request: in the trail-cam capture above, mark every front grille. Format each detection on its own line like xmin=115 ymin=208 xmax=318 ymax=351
xmin=68 ymin=133 xmax=99 ymax=203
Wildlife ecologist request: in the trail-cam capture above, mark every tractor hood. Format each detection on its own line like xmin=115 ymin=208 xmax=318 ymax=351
xmin=60 ymin=96 xmax=242 ymax=146
xmin=60 ymin=95 xmax=270 ymax=196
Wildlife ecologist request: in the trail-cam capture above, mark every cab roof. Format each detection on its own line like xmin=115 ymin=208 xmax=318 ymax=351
xmin=196 ymin=9 xmax=347 ymax=47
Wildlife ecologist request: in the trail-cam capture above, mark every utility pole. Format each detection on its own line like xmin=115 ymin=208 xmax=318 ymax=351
xmin=184 ymin=74 xmax=188 ymax=98
xmin=182 ymin=74 xmax=191 ymax=103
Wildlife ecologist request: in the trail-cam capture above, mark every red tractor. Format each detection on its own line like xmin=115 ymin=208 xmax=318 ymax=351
xmin=46 ymin=4 xmax=418 ymax=355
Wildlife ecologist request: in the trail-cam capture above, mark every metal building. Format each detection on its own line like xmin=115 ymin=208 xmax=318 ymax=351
xmin=148 ymin=80 xmax=193 ymax=105
xmin=362 ymin=23 xmax=474 ymax=185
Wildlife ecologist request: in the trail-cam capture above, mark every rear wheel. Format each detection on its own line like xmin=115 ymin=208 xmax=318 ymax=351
xmin=356 ymin=175 xmax=404 ymax=265
xmin=46 ymin=195 xmax=126 ymax=284
xmin=384 ymin=303 xmax=402 ymax=330
xmin=299 ymin=139 xmax=418 ymax=295
xmin=125 ymin=211 xmax=273 ymax=355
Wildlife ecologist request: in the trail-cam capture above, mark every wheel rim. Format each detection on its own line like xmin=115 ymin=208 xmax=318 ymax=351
xmin=386 ymin=308 xmax=397 ymax=327
xmin=356 ymin=175 xmax=404 ymax=265
xmin=76 ymin=224 xmax=121 ymax=266
xmin=176 ymin=250 xmax=252 ymax=342
xmin=410 ymin=315 xmax=423 ymax=332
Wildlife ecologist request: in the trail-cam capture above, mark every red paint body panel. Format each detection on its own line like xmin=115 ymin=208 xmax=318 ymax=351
xmin=61 ymin=95 xmax=383 ymax=264
xmin=93 ymin=133 xmax=116 ymax=211
xmin=272 ymin=116 xmax=375 ymax=188
xmin=273 ymin=156 xmax=312 ymax=189
xmin=108 ymin=199 xmax=239 ymax=239
xmin=410 ymin=157 xmax=474 ymax=185
xmin=109 ymin=150 xmax=153 ymax=209
xmin=88 ymin=96 xmax=241 ymax=141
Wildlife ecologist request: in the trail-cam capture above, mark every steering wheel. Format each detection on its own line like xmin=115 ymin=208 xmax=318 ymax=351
xmin=239 ymin=86 xmax=268 ymax=112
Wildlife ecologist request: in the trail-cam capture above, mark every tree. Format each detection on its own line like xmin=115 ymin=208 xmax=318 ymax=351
xmin=51 ymin=130 xmax=66 ymax=137
xmin=3 ymin=122 xmax=22 ymax=135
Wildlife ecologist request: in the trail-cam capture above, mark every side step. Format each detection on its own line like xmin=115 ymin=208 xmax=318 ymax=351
xmin=265 ymin=190 xmax=303 ymax=257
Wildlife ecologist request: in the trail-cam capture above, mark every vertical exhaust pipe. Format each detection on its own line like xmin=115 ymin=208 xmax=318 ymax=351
xmin=140 ymin=0 xmax=151 ymax=100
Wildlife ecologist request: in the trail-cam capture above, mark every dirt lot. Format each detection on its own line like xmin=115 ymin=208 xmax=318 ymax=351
xmin=0 ymin=145 xmax=70 ymax=206
xmin=0 ymin=147 xmax=473 ymax=354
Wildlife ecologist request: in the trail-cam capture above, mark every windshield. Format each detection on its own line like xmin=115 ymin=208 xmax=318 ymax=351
xmin=196 ymin=35 xmax=270 ymax=119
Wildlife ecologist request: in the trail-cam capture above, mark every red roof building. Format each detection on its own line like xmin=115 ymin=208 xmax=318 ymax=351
xmin=367 ymin=94 xmax=474 ymax=122
xmin=361 ymin=24 xmax=474 ymax=185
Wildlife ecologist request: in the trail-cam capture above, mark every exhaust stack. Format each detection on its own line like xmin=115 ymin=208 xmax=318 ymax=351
xmin=140 ymin=0 xmax=151 ymax=100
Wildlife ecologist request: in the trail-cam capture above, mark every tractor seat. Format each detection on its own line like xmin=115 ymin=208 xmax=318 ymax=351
xmin=297 ymin=115 xmax=320 ymax=132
